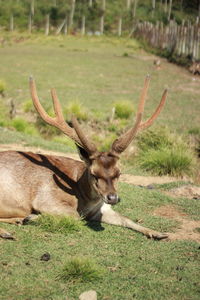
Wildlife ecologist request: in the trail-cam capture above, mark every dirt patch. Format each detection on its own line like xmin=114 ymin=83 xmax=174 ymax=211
xmin=120 ymin=174 xmax=180 ymax=186
xmin=165 ymin=185 xmax=200 ymax=200
xmin=153 ymin=205 xmax=200 ymax=243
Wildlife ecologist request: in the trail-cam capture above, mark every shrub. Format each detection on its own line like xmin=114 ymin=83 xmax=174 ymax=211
xmin=0 ymin=79 xmax=6 ymax=96
xmin=114 ymin=100 xmax=134 ymax=119
xmin=58 ymin=257 xmax=104 ymax=282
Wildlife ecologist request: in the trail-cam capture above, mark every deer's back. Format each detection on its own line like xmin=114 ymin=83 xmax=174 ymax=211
xmin=0 ymin=151 xmax=85 ymax=218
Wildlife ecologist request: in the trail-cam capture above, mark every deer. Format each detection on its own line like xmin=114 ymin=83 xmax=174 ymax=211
xmin=0 ymin=76 xmax=168 ymax=240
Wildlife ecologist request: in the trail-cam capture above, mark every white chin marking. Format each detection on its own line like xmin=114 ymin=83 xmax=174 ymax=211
xmin=100 ymin=203 xmax=112 ymax=213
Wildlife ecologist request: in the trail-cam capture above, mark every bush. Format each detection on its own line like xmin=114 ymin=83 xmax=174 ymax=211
xmin=114 ymin=100 xmax=134 ymax=119
xmin=0 ymin=79 xmax=6 ymax=96
xmin=58 ymin=257 xmax=105 ymax=283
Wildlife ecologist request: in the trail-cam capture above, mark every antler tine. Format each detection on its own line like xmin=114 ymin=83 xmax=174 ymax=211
xmin=139 ymin=89 xmax=168 ymax=130
xmin=71 ymin=115 xmax=97 ymax=155
xmin=138 ymin=74 xmax=150 ymax=114
xmin=29 ymin=77 xmax=82 ymax=146
xmin=111 ymin=75 xmax=150 ymax=155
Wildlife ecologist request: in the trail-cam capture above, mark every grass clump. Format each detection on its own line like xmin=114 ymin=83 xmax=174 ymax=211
xmin=32 ymin=214 xmax=84 ymax=235
xmin=65 ymin=101 xmax=88 ymax=121
xmin=52 ymin=135 xmax=76 ymax=150
xmin=139 ymin=146 xmax=194 ymax=177
xmin=58 ymin=257 xmax=105 ymax=283
xmin=114 ymin=100 xmax=134 ymax=119
xmin=92 ymin=133 xmax=117 ymax=152
xmin=137 ymin=127 xmax=195 ymax=177
xmin=22 ymin=99 xmax=35 ymax=113
xmin=11 ymin=118 xmax=38 ymax=136
xmin=0 ymin=79 xmax=6 ymax=96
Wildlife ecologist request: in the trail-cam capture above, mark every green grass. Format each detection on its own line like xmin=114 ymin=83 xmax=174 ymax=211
xmin=0 ymin=182 xmax=200 ymax=299
xmin=31 ymin=214 xmax=84 ymax=235
xmin=0 ymin=34 xmax=200 ymax=300
xmin=57 ymin=257 xmax=105 ymax=283
xmin=0 ymin=34 xmax=199 ymax=135
xmin=139 ymin=146 xmax=195 ymax=177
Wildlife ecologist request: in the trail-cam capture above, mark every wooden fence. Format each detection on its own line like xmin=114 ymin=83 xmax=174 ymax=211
xmin=134 ymin=20 xmax=200 ymax=61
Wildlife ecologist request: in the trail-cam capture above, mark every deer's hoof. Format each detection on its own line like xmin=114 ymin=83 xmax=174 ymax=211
xmin=148 ymin=232 xmax=169 ymax=240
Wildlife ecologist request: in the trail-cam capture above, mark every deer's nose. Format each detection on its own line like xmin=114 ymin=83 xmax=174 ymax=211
xmin=106 ymin=193 xmax=120 ymax=205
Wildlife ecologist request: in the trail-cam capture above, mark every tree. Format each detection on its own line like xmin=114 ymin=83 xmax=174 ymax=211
xmin=100 ymin=0 xmax=106 ymax=34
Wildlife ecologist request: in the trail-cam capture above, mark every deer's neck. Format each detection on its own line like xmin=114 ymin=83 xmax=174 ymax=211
xmin=77 ymin=168 xmax=103 ymax=218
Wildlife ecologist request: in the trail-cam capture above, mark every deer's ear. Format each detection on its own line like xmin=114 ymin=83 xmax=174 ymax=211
xmin=75 ymin=144 xmax=91 ymax=164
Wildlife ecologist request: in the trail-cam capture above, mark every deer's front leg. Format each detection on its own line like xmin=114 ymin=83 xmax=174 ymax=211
xmin=91 ymin=203 xmax=168 ymax=240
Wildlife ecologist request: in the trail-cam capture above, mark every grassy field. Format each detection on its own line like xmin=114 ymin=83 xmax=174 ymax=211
xmin=0 ymin=34 xmax=200 ymax=300
xmin=0 ymin=182 xmax=200 ymax=300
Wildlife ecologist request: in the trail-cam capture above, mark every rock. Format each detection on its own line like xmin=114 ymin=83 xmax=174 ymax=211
xmin=79 ymin=290 xmax=97 ymax=300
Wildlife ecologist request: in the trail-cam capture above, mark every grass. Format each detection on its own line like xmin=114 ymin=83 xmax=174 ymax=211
xmin=31 ymin=214 xmax=84 ymax=235
xmin=136 ymin=127 xmax=196 ymax=177
xmin=57 ymin=257 xmax=105 ymax=283
xmin=139 ymin=147 xmax=195 ymax=177
xmin=0 ymin=182 xmax=200 ymax=299
xmin=0 ymin=33 xmax=200 ymax=299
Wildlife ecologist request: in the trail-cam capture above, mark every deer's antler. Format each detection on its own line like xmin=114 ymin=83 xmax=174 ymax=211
xmin=71 ymin=116 xmax=97 ymax=155
xmin=29 ymin=77 xmax=82 ymax=146
xmin=111 ymin=75 xmax=168 ymax=155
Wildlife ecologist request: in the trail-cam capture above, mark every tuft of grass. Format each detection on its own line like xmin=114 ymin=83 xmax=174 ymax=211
xmin=137 ymin=127 xmax=173 ymax=152
xmin=64 ymin=101 xmax=88 ymax=121
xmin=92 ymin=133 xmax=117 ymax=152
xmin=114 ymin=100 xmax=134 ymax=119
xmin=136 ymin=127 xmax=196 ymax=177
xmin=57 ymin=257 xmax=105 ymax=283
xmin=0 ymin=79 xmax=6 ymax=96
xmin=35 ymin=116 xmax=60 ymax=138
xmin=139 ymin=146 xmax=195 ymax=177
xmin=32 ymin=214 xmax=84 ymax=235
xmin=52 ymin=135 xmax=76 ymax=150
xmin=188 ymin=127 xmax=200 ymax=135
xmin=22 ymin=99 xmax=35 ymax=113
xmin=11 ymin=118 xmax=39 ymax=136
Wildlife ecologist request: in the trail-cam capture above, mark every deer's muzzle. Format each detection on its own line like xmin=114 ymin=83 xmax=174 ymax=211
xmin=106 ymin=193 xmax=120 ymax=205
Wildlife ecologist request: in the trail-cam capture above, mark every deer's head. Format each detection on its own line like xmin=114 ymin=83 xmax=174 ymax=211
xmin=30 ymin=76 xmax=167 ymax=205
